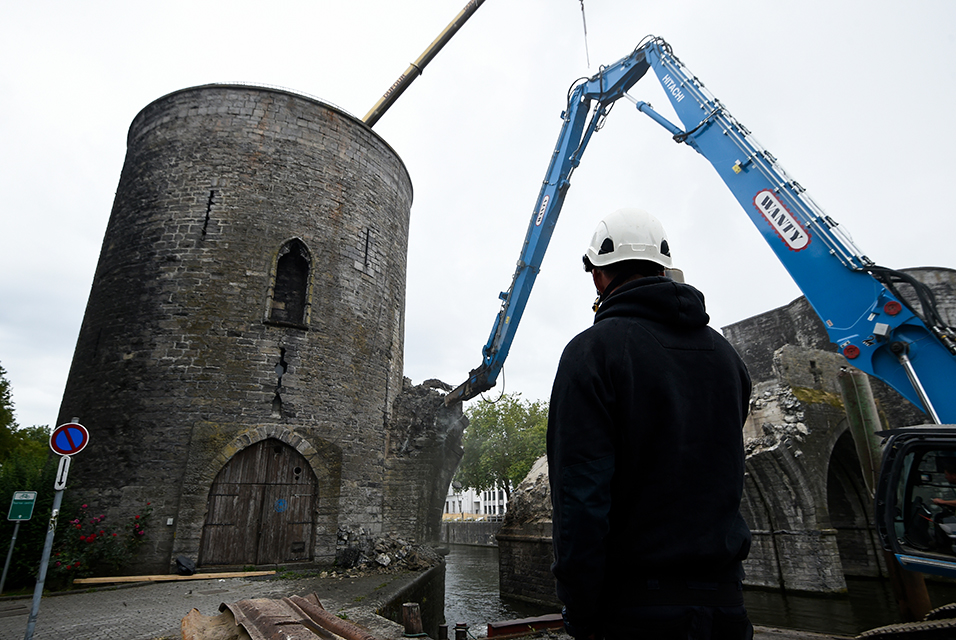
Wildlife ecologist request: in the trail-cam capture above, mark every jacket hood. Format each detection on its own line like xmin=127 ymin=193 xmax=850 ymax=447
xmin=594 ymin=276 xmax=710 ymax=328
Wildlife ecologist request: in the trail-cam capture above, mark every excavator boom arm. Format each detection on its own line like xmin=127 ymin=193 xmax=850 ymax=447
xmin=447 ymin=37 xmax=956 ymax=424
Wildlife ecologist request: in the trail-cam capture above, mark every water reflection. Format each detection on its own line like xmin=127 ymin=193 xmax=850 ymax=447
xmin=444 ymin=543 xmax=956 ymax=636
xmin=746 ymin=578 xmax=956 ymax=636
xmin=745 ymin=580 xmax=894 ymax=636
xmin=444 ymin=544 xmax=553 ymax=633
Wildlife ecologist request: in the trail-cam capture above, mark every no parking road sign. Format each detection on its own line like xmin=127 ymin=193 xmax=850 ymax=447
xmin=49 ymin=422 xmax=89 ymax=456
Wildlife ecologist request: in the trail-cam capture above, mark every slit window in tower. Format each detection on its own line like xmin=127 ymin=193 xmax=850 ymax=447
xmin=270 ymin=240 xmax=310 ymax=325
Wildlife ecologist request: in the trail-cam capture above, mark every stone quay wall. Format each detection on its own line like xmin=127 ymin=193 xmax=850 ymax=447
xmin=496 ymin=523 xmax=559 ymax=607
xmin=440 ymin=521 xmax=502 ymax=547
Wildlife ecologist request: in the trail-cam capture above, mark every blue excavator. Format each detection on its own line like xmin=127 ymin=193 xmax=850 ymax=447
xmin=443 ymin=36 xmax=956 ymax=592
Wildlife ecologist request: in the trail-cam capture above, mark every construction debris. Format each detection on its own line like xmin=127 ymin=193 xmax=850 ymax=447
xmin=183 ymin=593 xmax=388 ymax=640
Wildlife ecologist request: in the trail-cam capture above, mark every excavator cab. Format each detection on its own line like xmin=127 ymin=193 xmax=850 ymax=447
xmin=876 ymin=426 xmax=956 ymax=577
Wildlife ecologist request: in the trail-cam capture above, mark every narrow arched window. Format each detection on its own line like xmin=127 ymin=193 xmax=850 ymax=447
xmin=270 ymin=240 xmax=310 ymax=325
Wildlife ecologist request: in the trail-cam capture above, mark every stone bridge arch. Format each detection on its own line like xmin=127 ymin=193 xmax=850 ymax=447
xmin=739 ymin=346 xmax=889 ymax=592
xmin=826 ymin=429 xmax=887 ymax=579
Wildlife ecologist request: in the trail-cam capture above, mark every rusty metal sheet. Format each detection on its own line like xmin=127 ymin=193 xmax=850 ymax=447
xmin=287 ymin=594 xmax=383 ymax=640
xmin=223 ymin=597 xmax=322 ymax=640
xmin=215 ymin=593 xmax=388 ymax=640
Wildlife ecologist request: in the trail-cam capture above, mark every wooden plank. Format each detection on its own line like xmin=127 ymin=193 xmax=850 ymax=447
xmin=487 ymin=613 xmax=564 ymax=638
xmin=74 ymin=570 xmax=276 ymax=585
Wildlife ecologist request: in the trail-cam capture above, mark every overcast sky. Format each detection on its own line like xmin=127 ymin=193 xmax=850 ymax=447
xmin=1 ymin=1 xmax=954 ymax=430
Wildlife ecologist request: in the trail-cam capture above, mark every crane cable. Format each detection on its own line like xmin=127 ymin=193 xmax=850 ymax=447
xmin=579 ymin=0 xmax=590 ymax=68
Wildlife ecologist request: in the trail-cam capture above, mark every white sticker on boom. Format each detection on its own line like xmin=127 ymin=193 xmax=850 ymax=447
xmin=753 ymin=190 xmax=810 ymax=251
xmin=535 ymin=195 xmax=550 ymax=226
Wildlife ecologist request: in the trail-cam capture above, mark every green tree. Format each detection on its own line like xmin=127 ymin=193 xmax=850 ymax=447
xmin=0 ymin=362 xmax=54 ymax=593
xmin=455 ymin=393 xmax=548 ymax=500
xmin=0 ymin=363 xmax=49 ymax=466
xmin=0 ymin=362 xmax=20 ymax=465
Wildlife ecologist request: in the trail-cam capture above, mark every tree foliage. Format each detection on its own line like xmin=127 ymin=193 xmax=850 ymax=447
xmin=0 ymin=364 xmax=49 ymax=467
xmin=0 ymin=362 xmax=55 ymax=593
xmin=455 ymin=394 xmax=548 ymax=499
xmin=0 ymin=362 xmax=21 ymax=465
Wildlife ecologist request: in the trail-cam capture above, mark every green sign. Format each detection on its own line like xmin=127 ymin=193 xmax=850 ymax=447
xmin=7 ymin=491 xmax=37 ymax=521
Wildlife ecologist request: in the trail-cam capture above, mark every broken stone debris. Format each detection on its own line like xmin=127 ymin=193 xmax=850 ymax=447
xmin=745 ymin=383 xmax=810 ymax=457
xmin=336 ymin=529 xmax=442 ymax=572
xmin=501 ymin=455 xmax=551 ymax=527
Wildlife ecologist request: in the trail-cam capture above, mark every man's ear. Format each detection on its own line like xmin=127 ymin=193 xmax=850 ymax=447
xmin=591 ymin=268 xmax=612 ymax=294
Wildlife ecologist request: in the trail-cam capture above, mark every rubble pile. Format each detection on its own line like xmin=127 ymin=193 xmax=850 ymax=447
xmin=336 ymin=528 xmax=442 ymax=573
xmin=745 ymin=384 xmax=810 ymax=457
xmin=501 ymin=455 xmax=551 ymax=526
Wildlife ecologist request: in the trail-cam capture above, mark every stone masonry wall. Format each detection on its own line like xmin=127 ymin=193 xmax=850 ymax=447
xmin=381 ymin=379 xmax=466 ymax=546
xmin=739 ymin=348 xmax=852 ymax=592
xmin=440 ymin=521 xmax=501 ymax=547
xmin=57 ymin=85 xmax=413 ymax=572
xmin=497 ymin=522 xmax=558 ymax=607
xmin=497 ymin=456 xmax=559 ymax=606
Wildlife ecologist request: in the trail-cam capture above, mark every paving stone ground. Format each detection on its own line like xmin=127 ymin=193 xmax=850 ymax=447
xmin=0 ymin=572 xmax=853 ymax=640
xmin=0 ymin=571 xmax=404 ymax=640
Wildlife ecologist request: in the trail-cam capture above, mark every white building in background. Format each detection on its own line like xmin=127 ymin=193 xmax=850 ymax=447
xmin=444 ymin=481 xmax=508 ymax=520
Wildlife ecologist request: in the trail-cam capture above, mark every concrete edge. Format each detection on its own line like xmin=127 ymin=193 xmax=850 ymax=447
xmin=336 ymin=563 xmax=446 ymax=638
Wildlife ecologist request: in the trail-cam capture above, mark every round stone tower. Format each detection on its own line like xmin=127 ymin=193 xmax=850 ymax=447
xmin=57 ymin=85 xmax=413 ymax=571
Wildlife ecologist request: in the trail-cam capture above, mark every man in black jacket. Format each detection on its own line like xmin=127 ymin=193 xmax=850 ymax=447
xmin=548 ymin=209 xmax=753 ymax=640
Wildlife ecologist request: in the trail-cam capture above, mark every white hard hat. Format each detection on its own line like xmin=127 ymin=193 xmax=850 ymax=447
xmin=584 ymin=208 xmax=673 ymax=270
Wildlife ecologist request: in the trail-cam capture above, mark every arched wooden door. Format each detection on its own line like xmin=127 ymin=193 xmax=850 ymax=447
xmin=199 ymin=438 xmax=317 ymax=565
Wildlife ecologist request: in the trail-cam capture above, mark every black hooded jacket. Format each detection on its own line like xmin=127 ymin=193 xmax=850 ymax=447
xmin=547 ymin=276 xmax=752 ymax=630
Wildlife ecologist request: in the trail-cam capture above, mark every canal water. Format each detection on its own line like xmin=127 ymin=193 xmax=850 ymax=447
xmin=444 ymin=544 xmax=552 ymax=632
xmin=443 ymin=543 xmax=956 ymax=637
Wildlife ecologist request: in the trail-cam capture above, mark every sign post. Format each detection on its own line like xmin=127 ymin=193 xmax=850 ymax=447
xmin=23 ymin=421 xmax=89 ymax=640
xmin=1 ymin=491 xmax=37 ymax=594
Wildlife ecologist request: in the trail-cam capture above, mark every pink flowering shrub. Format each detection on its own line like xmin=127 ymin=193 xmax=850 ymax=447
xmin=52 ymin=501 xmax=153 ymax=580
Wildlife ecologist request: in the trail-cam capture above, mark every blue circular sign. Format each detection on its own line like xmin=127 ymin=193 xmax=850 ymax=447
xmin=50 ymin=423 xmax=89 ymax=456
xmin=274 ymin=499 xmax=288 ymax=513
